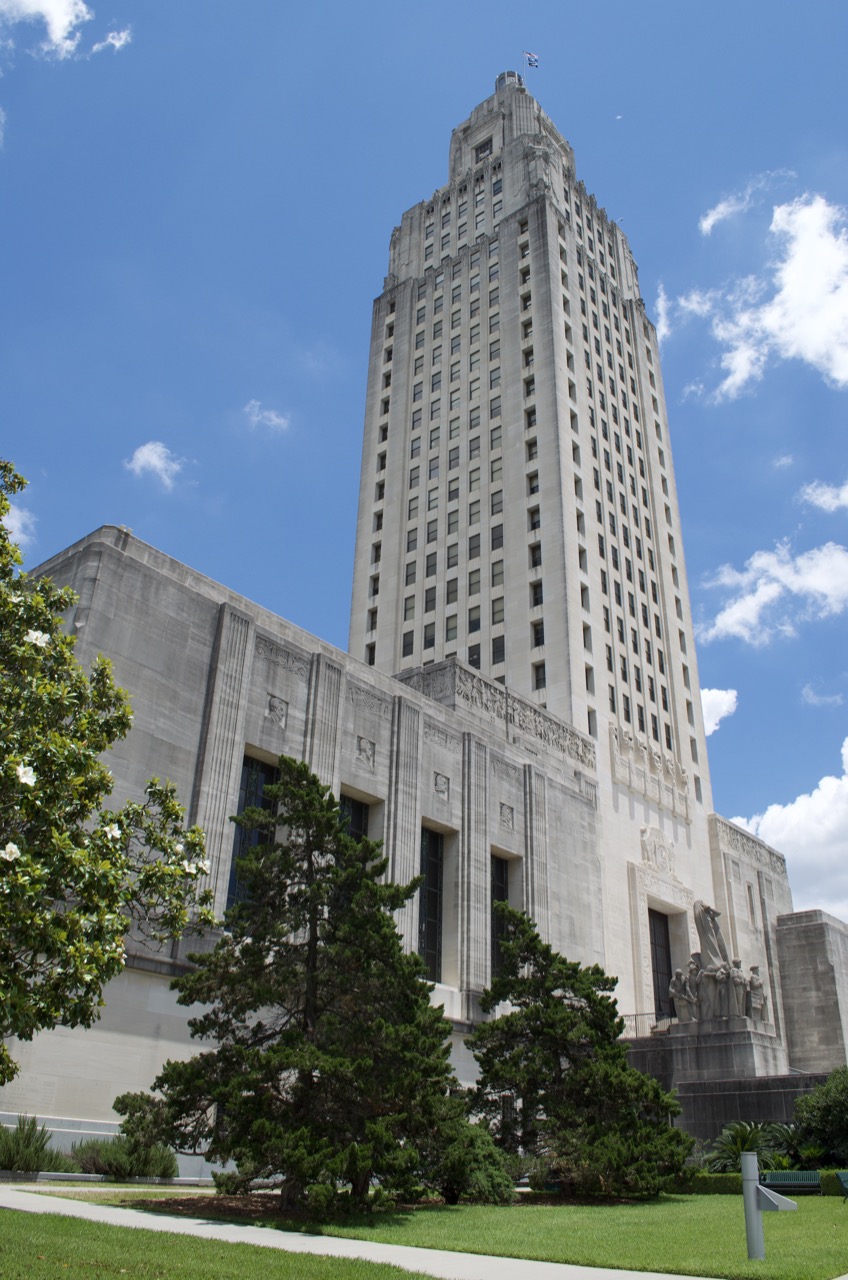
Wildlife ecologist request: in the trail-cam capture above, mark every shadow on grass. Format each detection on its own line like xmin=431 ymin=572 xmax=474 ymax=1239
xmin=119 ymin=1189 xmax=679 ymax=1236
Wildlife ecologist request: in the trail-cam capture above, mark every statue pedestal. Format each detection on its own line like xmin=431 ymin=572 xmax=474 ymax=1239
xmin=666 ymin=1018 xmax=786 ymax=1082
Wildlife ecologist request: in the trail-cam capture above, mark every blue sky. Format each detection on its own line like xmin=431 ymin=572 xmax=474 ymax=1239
xmin=2 ymin=2 xmax=847 ymax=917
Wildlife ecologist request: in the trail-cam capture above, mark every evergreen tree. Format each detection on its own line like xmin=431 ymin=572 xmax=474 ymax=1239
xmin=467 ymin=904 xmax=691 ymax=1197
xmin=118 ymin=757 xmax=462 ymax=1208
xmin=0 ymin=461 xmax=213 ymax=1085
xmin=794 ymin=1066 xmax=848 ymax=1165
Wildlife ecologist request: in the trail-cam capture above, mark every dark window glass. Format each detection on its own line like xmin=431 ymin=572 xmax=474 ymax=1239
xmin=491 ymin=854 xmax=509 ymax=977
xmin=227 ymin=756 xmax=278 ymax=909
xmin=419 ymin=828 xmax=444 ymax=982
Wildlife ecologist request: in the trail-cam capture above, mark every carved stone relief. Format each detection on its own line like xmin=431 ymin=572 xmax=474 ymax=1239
xmin=434 ymin=772 xmax=450 ymax=801
xmin=713 ymin=816 xmax=787 ymax=879
xmin=264 ymin=694 xmax=288 ymax=731
xmin=455 ymin=668 xmax=507 ymax=720
xmin=609 ymin=723 xmax=691 ymax=822
xmin=640 ymin=825 xmax=676 ymax=877
xmin=423 ymin=719 xmax=462 ymax=755
xmin=347 ymin=682 xmax=391 ymax=720
xmin=254 ymin=636 xmax=310 ymax=680
xmin=491 ymin=755 xmax=521 ymax=786
xmin=356 ymin=737 xmax=375 ymax=771
xmin=500 ymin=802 xmax=514 ymax=831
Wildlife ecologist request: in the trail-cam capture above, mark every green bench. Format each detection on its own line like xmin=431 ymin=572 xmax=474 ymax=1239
xmin=760 ymin=1170 xmax=821 ymax=1194
xmin=837 ymin=1171 xmax=848 ymax=1202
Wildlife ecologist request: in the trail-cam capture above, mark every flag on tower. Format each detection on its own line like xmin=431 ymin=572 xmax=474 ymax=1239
xmin=524 ymin=51 xmax=539 ymax=68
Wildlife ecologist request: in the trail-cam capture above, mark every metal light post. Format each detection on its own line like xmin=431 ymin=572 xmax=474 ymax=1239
xmin=741 ymin=1151 xmax=797 ymax=1261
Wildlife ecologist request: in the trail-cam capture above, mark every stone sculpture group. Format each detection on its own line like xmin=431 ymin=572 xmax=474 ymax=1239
xmin=668 ymin=901 xmax=768 ymax=1028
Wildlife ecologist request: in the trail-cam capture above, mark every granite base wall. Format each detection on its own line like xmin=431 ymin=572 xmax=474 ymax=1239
xmin=673 ymin=1074 xmax=830 ymax=1142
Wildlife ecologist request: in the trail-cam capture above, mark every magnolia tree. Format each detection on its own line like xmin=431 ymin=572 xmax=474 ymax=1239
xmin=0 ymin=462 xmax=214 ymax=1085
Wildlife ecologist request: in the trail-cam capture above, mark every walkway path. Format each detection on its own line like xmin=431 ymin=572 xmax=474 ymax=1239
xmin=0 ymin=1183 xmax=736 ymax=1280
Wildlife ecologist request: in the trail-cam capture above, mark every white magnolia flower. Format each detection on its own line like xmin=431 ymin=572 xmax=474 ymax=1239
xmin=24 ymin=629 xmax=50 ymax=647
xmin=173 ymin=842 xmax=184 ymax=856
xmin=15 ymin=764 xmax=36 ymax=787
xmin=181 ymin=859 xmax=196 ymax=875
xmin=2 ymin=842 xmax=21 ymax=862
xmin=197 ymin=858 xmax=211 ymax=875
xmin=103 ymin=824 xmax=121 ymax=841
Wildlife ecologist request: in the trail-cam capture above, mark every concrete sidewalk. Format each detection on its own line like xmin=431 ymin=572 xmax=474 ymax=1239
xmin=0 ymin=1184 xmax=725 ymax=1280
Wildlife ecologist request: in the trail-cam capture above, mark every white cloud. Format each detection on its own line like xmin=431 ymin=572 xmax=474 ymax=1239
xmin=733 ymin=737 xmax=848 ymax=920
xmin=772 ymin=454 xmax=794 ymax=470
xmin=700 ymin=687 xmax=738 ymax=735
xmin=802 ymin=683 xmax=844 ymax=708
xmin=0 ymin=0 xmax=92 ymax=58
xmin=654 ymin=282 xmax=671 ymax=345
xmin=800 ymin=477 xmax=848 ymax=513
xmin=0 ymin=107 xmax=6 ymax=148
xmin=91 ymin=26 xmax=130 ymax=54
xmin=124 ymin=441 xmax=183 ymax=491
xmin=668 ymin=194 xmax=848 ymax=400
xmin=3 ymin=501 xmax=36 ymax=549
xmin=699 ymin=540 xmax=848 ymax=645
xmin=244 ymin=399 xmax=289 ymax=432
xmin=699 ymin=169 xmax=796 ymax=236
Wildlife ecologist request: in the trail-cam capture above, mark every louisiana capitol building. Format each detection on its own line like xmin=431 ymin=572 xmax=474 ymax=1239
xmin=3 ymin=74 xmax=848 ymax=1150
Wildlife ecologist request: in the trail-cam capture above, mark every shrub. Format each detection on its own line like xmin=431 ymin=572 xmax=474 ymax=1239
xmin=795 ymin=1067 xmax=848 ymax=1165
xmin=674 ymin=1170 xmax=743 ymax=1194
xmin=72 ymin=1135 xmax=177 ymax=1180
xmin=705 ymin=1121 xmax=774 ymax=1173
xmin=0 ymin=1115 xmax=78 ymax=1173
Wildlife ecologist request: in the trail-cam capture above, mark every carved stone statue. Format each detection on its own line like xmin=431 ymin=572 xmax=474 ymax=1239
xmin=730 ymin=958 xmax=747 ymax=1017
xmin=715 ymin=962 xmax=731 ymax=1019
xmin=669 ymin=969 xmax=698 ymax=1024
xmin=748 ymin=965 xmax=767 ymax=1026
xmin=693 ymin=900 xmax=730 ymax=970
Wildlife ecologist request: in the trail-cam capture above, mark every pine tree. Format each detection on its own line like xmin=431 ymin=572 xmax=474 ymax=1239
xmin=118 ymin=757 xmax=462 ymax=1208
xmin=467 ymin=904 xmax=691 ymax=1197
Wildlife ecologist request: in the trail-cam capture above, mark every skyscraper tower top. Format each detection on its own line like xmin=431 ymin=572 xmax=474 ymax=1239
xmin=350 ymin=76 xmax=703 ymax=803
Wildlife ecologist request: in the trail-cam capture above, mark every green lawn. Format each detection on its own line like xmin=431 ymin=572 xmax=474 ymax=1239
xmin=51 ymin=1188 xmax=848 ymax=1280
xmin=0 ymin=1210 xmax=433 ymax=1280
xmin=314 ymin=1197 xmax=848 ymax=1280
xmin=22 ymin=1185 xmax=848 ymax=1280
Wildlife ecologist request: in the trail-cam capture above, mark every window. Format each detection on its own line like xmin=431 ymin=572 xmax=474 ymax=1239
xmin=491 ymin=523 xmax=503 ymax=550
xmin=405 ymin=562 xmax=416 ymax=586
xmin=468 ymin=568 xmax=481 ymax=595
xmin=418 ymin=828 xmax=443 ymax=981
xmin=227 ymin=756 xmax=278 ymax=909
xmin=446 ymin=577 xmax=458 ymax=604
xmin=492 ymin=596 xmax=505 ymax=625
xmin=468 ymin=605 xmax=481 ymax=633
xmin=425 ymin=586 xmax=436 ymax=613
xmin=427 ymin=518 xmax=438 ymax=544
xmin=491 ymin=491 xmax=503 ymax=515
xmin=406 ymin=529 xmax=417 ymax=553
xmin=468 ymin=532 xmax=481 ymax=559
xmin=492 ymin=560 xmax=504 ymax=587
xmin=532 ymin=620 xmax=545 ymax=647
xmin=492 ymin=635 xmax=505 ymax=665
xmin=531 ymin=580 xmax=543 ymax=607
xmin=423 ymin=622 xmax=435 ymax=650
xmin=447 ymin=544 xmax=458 ymax=569
xmin=426 ymin=551 xmax=437 ymax=577
xmin=409 ymin=465 xmax=420 ymax=488
xmin=533 ymin=662 xmax=547 ymax=690
xmin=469 ymin=499 xmax=480 ymax=524
xmin=402 ymin=631 xmax=414 ymax=657
xmin=530 ymin=543 xmax=542 ymax=569
xmin=468 ymin=643 xmax=481 ymax=669
xmin=445 ymin=614 xmax=457 ymax=642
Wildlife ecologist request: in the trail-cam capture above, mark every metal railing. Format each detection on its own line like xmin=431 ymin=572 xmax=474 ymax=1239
xmin=619 ymin=1011 xmax=674 ymax=1039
